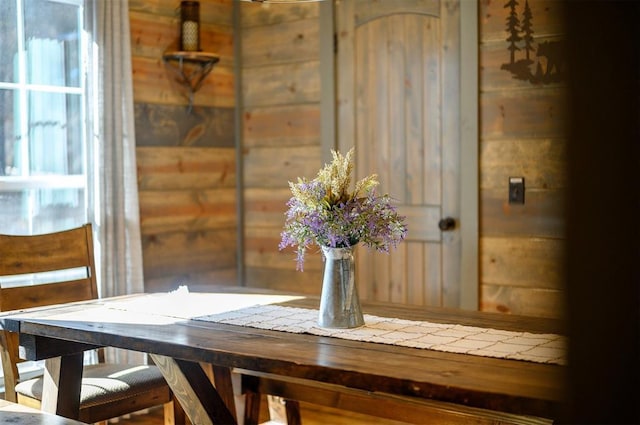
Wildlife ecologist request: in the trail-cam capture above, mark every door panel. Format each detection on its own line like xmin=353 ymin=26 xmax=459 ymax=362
xmin=336 ymin=0 xmax=461 ymax=307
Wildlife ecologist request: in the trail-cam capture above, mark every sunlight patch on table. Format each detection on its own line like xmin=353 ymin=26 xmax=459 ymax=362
xmin=105 ymin=286 xmax=305 ymax=322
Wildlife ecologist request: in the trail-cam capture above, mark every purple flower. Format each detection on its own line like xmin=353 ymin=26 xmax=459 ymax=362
xmin=280 ymin=181 xmax=407 ymax=270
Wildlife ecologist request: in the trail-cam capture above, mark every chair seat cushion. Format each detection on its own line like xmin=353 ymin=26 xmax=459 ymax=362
xmin=15 ymin=363 xmax=168 ymax=407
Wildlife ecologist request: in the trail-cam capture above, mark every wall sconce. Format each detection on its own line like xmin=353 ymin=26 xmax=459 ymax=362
xmin=163 ymin=0 xmax=218 ymax=112
xmin=180 ymin=1 xmax=200 ymax=52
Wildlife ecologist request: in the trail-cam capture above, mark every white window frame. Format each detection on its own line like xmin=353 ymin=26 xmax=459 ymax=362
xmin=0 ymin=0 xmax=90 ymax=235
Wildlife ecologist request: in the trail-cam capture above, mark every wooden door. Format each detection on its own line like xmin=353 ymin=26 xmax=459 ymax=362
xmin=336 ymin=0 xmax=461 ymax=307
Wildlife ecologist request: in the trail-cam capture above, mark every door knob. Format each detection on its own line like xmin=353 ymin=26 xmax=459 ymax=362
xmin=438 ymin=217 xmax=456 ymax=231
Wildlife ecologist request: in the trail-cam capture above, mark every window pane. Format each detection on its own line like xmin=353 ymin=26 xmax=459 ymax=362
xmin=27 ymin=91 xmax=84 ymax=176
xmin=0 ymin=1 xmax=18 ymax=83
xmin=0 ymin=192 xmax=24 ymax=232
xmin=0 ymin=188 xmax=85 ymax=235
xmin=0 ymin=0 xmax=90 ymax=239
xmin=0 ymin=89 xmax=20 ymax=176
xmin=23 ymin=0 xmax=82 ymax=87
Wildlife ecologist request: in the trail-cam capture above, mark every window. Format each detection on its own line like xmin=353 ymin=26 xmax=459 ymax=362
xmin=0 ymin=0 xmax=91 ymax=236
xmin=0 ymin=0 xmax=96 ymax=388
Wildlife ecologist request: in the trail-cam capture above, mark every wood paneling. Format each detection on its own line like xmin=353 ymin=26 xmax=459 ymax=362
xmin=241 ymin=144 xmax=321 ymax=290
xmin=480 ymin=38 xmax=565 ymax=91
xmin=244 ymin=227 xmax=324 ymax=273
xmin=141 ymin=228 xmax=237 ymax=281
xmin=479 ymin=0 xmax=567 ymax=318
xmin=243 ymin=187 xmax=290 ymax=228
xmin=480 ymin=138 xmax=566 ymax=189
xmin=242 ymin=145 xmax=321 ymax=188
xmin=139 ymin=187 xmax=236 ymax=232
xmin=240 ymin=1 xmax=320 ymax=28
xmin=480 ymin=88 xmax=567 ymax=140
xmin=137 ymin=147 xmax=235 ymax=190
xmin=137 ymin=142 xmax=238 ymax=284
xmin=244 ymin=267 xmax=322 ymax=294
xmin=129 ymin=11 xmax=178 ymax=59
xmin=128 ymin=0 xmax=568 ymax=320
xmin=242 ymin=61 xmax=321 ymax=107
xmin=480 ymin=0 xmax=565 ymax=43
xmin=481 ymin=237 xmax=564 ymax=290
xmin=130 ymin=12 xmax=234 ymax=67
xmin=243 ymin=104 xmax=321 ymax=148
xmin=480 ymin=188 xmax=564 ymax=237
xmin=129 ymin=0 xmax=233 ymax=27
xmin=242 ymin=187 xmax=327 ymax=293
xmin=146 ymin=269 xmax=237 ymax=294
xmin=130 ymin=0 xmax=237 ymax=292
xmin=242 ymin=19 xmax=319 ymax=67
xmin=133 ymin=56 xmax=234 ymax=107
xmin=135 ymin=104 xmax=234 ymax=148
xmin=130 ymin=0 xmax=234 ymax=108
xmin=481 ymin=284 xmax=564 ymax=319
xmin=239 ymin=2 xmax=323 ymax=293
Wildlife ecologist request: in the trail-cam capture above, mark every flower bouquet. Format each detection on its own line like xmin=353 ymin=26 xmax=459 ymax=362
xmin=279 ymin=148 xmax=407 ymax=328
xmin=279 ymin=148 xmax=408 ymax=269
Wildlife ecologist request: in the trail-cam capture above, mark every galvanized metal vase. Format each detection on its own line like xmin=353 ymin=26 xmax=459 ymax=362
xmin=318 ymin=245 xmax=364 ymax=328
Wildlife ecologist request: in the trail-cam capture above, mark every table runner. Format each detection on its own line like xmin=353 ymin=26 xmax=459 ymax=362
xmin=107 ymin=289 xmax=566 ymax=366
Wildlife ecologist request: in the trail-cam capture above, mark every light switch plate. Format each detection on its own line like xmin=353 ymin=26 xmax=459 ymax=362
xmin=509 ymin=177 xmax=525 ymax=204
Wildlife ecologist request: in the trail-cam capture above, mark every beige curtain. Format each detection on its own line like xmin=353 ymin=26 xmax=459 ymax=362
xmin=92 ymin=0 xmax=145 ymax=363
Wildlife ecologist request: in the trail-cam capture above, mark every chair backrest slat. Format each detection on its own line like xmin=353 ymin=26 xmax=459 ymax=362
xmin=0 ymin=225 xmax=95 ymax=277
xmin=0 ymin=278 xmax=96 ymax=311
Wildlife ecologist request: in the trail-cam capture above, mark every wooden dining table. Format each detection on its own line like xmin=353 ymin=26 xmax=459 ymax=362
xmin=0 ymin=287 xmax=567 ymax=424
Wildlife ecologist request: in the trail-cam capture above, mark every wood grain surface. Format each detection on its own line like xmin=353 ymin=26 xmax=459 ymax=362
xmin=0 ymin=291 xmax=567 ymax=421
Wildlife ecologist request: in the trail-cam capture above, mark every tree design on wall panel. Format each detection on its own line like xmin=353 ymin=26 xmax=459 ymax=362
xmin=501 ymin=0 xmax=565 ymax=84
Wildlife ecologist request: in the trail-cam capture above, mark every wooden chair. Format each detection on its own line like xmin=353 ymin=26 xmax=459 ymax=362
xmin=0 ymin=224 xmax=184 ymax=425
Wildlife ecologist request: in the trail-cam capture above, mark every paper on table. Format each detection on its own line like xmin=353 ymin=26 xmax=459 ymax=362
xmin=106 ymin=286 xmax=304 ymax=320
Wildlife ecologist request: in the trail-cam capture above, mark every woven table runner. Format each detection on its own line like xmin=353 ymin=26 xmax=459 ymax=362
xmin=107 ymin=289 xmax=566 ymax=366
xmin=196 ymin=304 xmax=566 ymax=365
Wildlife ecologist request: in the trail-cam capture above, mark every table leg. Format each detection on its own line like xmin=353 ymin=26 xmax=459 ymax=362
xmin=241 ymin=374 xmax=262 ymax=425
xmin=40 ymin=353 xmax=83 ymax=420
xmin=200 ymin=362 xmax=242 ymax=421
xmin=212 ymin=365 xmax=237 ymax=420
xmin=150 ymin=354 xmax=236 ymax=425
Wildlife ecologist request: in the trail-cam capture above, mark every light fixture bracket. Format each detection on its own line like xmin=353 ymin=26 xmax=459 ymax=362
xmin=162 ymin=51 xmax=220 ymax=113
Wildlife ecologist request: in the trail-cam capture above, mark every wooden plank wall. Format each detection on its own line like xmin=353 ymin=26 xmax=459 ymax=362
xmin=478 ymin=0 xmax=567 ymax=318
xmin=125 ymin=0 xmax=568 ymax=319
xmin=239 ymin=2 xmax=325 ymax=294
xmin=238 ymin=0 xmax=568 ymax=318
xmin=129 ymin=0 xmax=237 ymax=292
